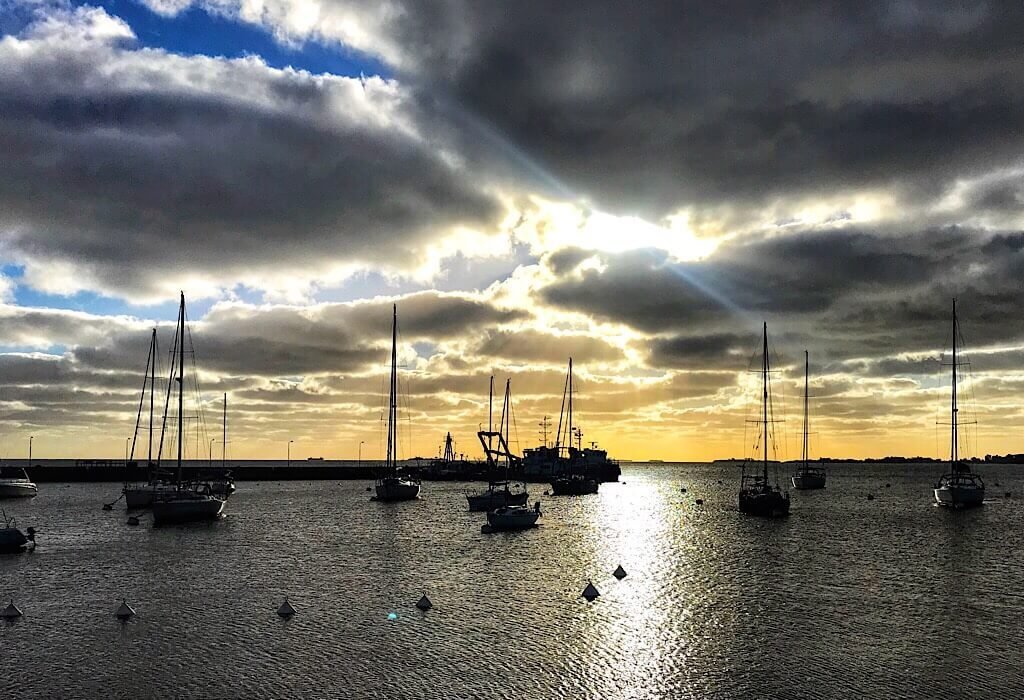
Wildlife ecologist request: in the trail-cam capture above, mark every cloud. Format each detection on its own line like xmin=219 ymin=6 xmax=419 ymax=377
xmin=0 ymin=5 xmax=500 ymax=302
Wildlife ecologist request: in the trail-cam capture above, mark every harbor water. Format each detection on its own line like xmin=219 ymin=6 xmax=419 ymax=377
xmin=2 ymin=462 xmax=1023 ymax=698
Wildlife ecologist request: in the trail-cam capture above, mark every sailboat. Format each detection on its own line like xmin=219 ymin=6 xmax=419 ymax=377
xmin=791 ymin=351 xmax=826 ymax=490
xmin=202 ymin=393 xmax=236 ymax=498
xmin=738 ymin=323 xmax=791 ymax=517
xmin=151 ymin=293 xmax=226 ymax=526
xmin=933 ymin=299 xmax=985 ymax=508
xmin=0 ymin=466 xmax=37 ymax=499
xmin=548 ymin=358 xmax=599 ymax=496
xmin=372 ymin=305 xmax=421 ymax=502
xmin=467 ymin=377 xmax=529 ymax=511
xmin=476 ymin=379 xmax=539 ymax=531
xmin=122 ymin=327 xmax=179 ymax=509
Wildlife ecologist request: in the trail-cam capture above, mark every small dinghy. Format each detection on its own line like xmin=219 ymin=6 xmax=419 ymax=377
xmin=0 ymin=511 xmax=36 ymax=553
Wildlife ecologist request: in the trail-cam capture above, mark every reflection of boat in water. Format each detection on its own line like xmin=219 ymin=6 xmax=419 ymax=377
xmin=0 ymin=511 xmax=36 ymax=553
xmin=0 ymin=466 xmax=38 ymax=499
xmin=934 ymin=299 xmax=985 ymax=508
xmin=373 ymin=305 xmax=421 ymax=503
xmin=791 ymin=351 xmax=826 ymax=490
xmin=469 ymin=378 xmax=529 ymax=511
xmin=149 ymin=293 xmax=226 ymax=526
xmin=738 ymin=323 xmax=790 ymax=518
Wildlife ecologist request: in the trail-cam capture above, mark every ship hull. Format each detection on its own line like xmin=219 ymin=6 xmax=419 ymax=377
xmin=549 ymin=477 xmax=599 ymax=496
xmin=0 ymin=528 xmax=30 ymax=553
xmin=374 ymin=479 xmax=420 ymax=502
xmin=486 ymin=506 xmax=539 ymax=531
xmin=0 ymin=482 xmax=37 ymax=499
xmin=791 ymin=472 xmax=826 ymax=490
xmin=152 ymin=495 xmax=225 ymax=525
xmin=738 ymin=490 xmax=791 ymax=517
xmin=124 ymin=483 xmax=179 ymax=509
xmin=934 ymin=484 xmax=985 ymax=508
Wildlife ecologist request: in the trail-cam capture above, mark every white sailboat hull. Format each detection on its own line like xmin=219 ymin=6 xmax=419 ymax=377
xmin=124 ymin=483 xmax=179 ymax=509
xmin=0 ymin=481 xmax=37 ymax=498
xmin=934 ymin=484 xmax=985 ymax=508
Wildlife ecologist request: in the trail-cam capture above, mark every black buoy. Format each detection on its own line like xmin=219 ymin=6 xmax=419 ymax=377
xmin=581 ymin=581 xmax=600 ymax=602
xmin=102 ymin=503 xmax=113 ymax=511
xmin=2 ymin=601 xmax=23 ymax=619
xmin=680 ymin=487 xmax=687 ymax=494
xmin=126 ymin=516 xmax=140 ymax=526
xmin=867 ymin=494 xmax=874 ymax=501
xmin=885 ymin=483 xmax=891 ymax=488
xmin=416 ymin=594 xmax=432 ymax=611
xmin=613 ymin=565 xmax=627 ymax=580
xmin=277 ymin=598 xmax=296 ymax=618
xmin=1005 ymin=491 xmax=1011 ymax=498
xmin=695 ymin=498 xmax=704 ymax=506
xmin=115 ymin=600 xmax=136 ymax=620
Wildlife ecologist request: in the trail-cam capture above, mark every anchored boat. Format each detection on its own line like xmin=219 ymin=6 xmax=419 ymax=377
xmin=373 ymin=305 xmax=421 ymax=503
xmin=738 ymin=323 xmax=791 ymax=517
xmin=791 ymin=351 xmax=826 ymax=490
xmin=467 ymin=377 xmax=529 ymax=511
xmin=934 ymin=299 xmax=984 ymax=508
xmin=1 ymin=511 xmax=36 ymax=553
xmin=547 ymin=359 xmax=599 ymax=496
xmin=150 ymin=293 xmax=226 ymax=526
xmin=0 ymin=466 xmax=37 ymax=499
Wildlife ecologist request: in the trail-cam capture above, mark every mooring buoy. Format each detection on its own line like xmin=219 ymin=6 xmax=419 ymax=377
xmin=2 ymin=600 xmax=23 ymax=619
xmin=102 ymin=504 xmax=113 ymax=511
xmin=867 ymin=494 xmax=874 ymax=501
xmin=695 ymin=498 xmax=704 ymax=506
xmin=277 ymin=598 xmax=296 ymax=618
xmin=680 ymin=487 xmax=687 ymax=494
xmin=1005 ymin=491 xmax=1011 ymax=498
xmin=582 ymin=581 xmax=600 ymax=602
xmin=126 ymin=516 xmax=140 ymax=526
xmin=416 ymin=594 xmax=432 ymax=611
xmin=613 ymin=565 xmax=627 ymax=580
xmin=115 ymin=600 xmax=136 ymax=620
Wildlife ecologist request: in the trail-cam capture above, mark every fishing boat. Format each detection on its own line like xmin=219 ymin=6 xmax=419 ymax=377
xmin=738 ymin=323 xmax=791 ymax=517
xmin=934 ymin=299 xmax=984 ymax=508
xmin=467 ymin=377 xmax=529 ymax=511
xmin=0 ymin=466 xmax=37 ymax=499
xmin=1 ymin=511 xmax=36 ymax=553
xmin=151 ymin=293 xmax=226 ymax=526
xmin=791 ymin=351 xmax=826 ymax=490
xmin=548 ymin=359 xmax=600 ymax=496
xmin=373 ymin=305 xmax=421 ymax=503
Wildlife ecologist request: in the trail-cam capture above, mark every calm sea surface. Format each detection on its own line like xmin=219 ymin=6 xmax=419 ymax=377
xmin=2 ymin=462 xmax=1023 ymax=699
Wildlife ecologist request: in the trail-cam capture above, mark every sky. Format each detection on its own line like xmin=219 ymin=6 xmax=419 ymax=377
xmin=1 ymin=0 xmax=1023 ymax=462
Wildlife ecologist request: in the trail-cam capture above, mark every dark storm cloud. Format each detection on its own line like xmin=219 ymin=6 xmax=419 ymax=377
xmin=541 ymin=224 xmax=1024 ymax=363
xmin=0 ymin=7 xmax=499 ymax=299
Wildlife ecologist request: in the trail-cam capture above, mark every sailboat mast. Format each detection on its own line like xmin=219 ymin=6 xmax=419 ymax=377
xmin=488 ymin=375 xmax=494 ymax=452
xmin=386 ymin=304 xmax=398 ymax=470
xmin=568 ymin=357 xmax=574 ymax=452
xmin=149 ymin=328 xmax=156 ymax=465
xmin=502 ymin=379 xmax=511 ymax=476
xmin=802 ymin=350 xmax=809 ymax=468
xmin=762 ymin=322 xmax=769 ymax=482
xmin=951 ymin=298 xmax=958 ymax=464
xmin=222 ymin=393 xmax=227 ymax=468
xmin=176 ymin=292 xmax=185 ymax=485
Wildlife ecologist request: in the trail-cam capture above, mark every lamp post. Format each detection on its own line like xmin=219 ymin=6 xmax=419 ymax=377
xmin=358 ymin=440 xmax=366 ymax=471
xmin=125 ymin=437 xmax=130 ymax=467
xmin=28 ymin=435 xmax=34 ymax=468
xmin=287 ymin=439 xmax=294 ymax=469
xmin=209 ymin=438 xmax=216 ymax=468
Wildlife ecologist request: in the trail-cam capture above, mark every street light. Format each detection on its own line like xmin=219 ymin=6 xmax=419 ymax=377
xmin=28 ymin=435 xmax=34 ymax=468
xmin=358 ymin=440 xmax=366 ymax=471
xmin=209 ymin=438 xmax=216 ymax=468
xmin=287 ymin=439 xmax=294 ymax=469
xmin=125 ymin=437 xmax=130 ymax=467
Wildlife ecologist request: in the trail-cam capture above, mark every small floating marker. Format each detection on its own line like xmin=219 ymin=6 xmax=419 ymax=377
xmin=2 ymin=601 xmax=23 ymax=619
xmin=867 ymin=494 xmax=874 ymax=501
xmin=680 ymin=487 xmax=687 ymax=494
xmin=1005 ymin=491 xmax=1011 ymax=498
xmin=126 ymin=516 xmax=140 ymax=526
xmin=416 ymin=595 xmax=432 ymax=611
xmin=365 ymin=486 xmax=372 ymax=492
xmin=581 ymin=581 xmax=600 ymax=602
xmin=613 ymin=565 xmax=627 ymax=580
xmin=387 ymin=612 xmax=398 ymax=621
xmin=885 ymin=483 xmax=892 ymax=488
xmin=695 ymin=498 xmax=704 ymax=506
xmin=102 ymin=503 xmax=113 ymax=511
xmin=115 ymin=600 xmax=136 ymax=620
xmin=717 ymin=480 xmax=723 ymax=485
xmin=277 ymin=598 xmax=296 ymax=618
